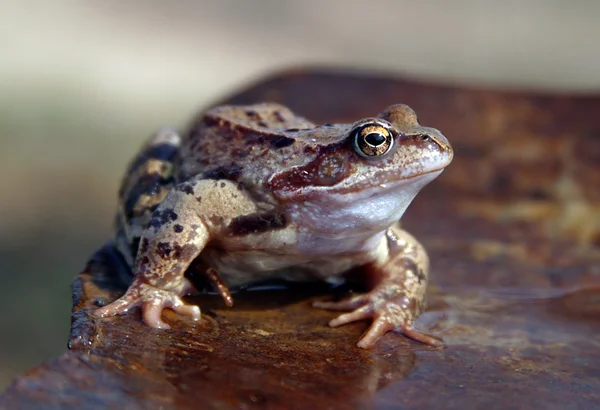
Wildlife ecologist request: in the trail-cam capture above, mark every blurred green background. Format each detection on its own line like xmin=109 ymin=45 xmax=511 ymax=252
xmin=1 ymin=0 xmax=599 ymax=389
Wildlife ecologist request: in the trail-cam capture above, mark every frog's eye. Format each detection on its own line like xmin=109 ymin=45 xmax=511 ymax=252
xmin=352 ymin=123 xmax=394 ymax=158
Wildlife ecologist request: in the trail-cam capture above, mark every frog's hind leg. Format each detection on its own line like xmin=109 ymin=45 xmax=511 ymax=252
xmin=114 ymin=128 xmax=182 ymax=268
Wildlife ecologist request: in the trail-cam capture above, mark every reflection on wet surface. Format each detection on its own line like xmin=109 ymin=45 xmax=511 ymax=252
xmin=2 ymin=70 xmax=600 ymax=409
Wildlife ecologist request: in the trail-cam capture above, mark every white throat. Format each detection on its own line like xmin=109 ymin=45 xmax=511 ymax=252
xmin=291 ymin=170 xmax=442 ymax=236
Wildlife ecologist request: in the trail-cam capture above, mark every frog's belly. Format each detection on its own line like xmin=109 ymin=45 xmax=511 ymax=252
xmin=199 ymin=247 xmax=376 ymax=288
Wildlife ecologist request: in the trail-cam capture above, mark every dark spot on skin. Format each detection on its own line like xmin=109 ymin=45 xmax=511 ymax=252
xmin=173 ymin=224 xmax=184 ymax=233
xmin=323 ymin=123 xmax=334 ymax=127
xmin=123 ymin=173 xmax=175 ymax=220
xmin=177 ymin=183 xmax=194 ymax=195
xmin=94 ymin=298 xmax=108 ymax=307
xmin=140 ymin=238 xmax=150 ymax=254
xmin=196 ymin=196 xmax=202 ymax=204
xmin=416 ymin=269 xmax=427 ymax=284
xmin=245 ymin=110 xmax=260 ymax=120
xmin=274 ymin=111 xmax=285 ymax=122
xmin=172 ymin=245 xmax=183 ymax=259
xmin=185 ymin=228 xmax=199 ymax=242
xmin=399 ymin=259 xmax=427 ymax=284
xmin=147 ymin=209 xmax=178 ymax=230
xmin=285 ymin=128 xmax=299 ymax=132
xmin=257 ymin=121 xmax=268 ymax=128
xmin=220 ymin=182 xmax=226 ymax=188
xmin=228 ymin=212 xmax=288 ymax=236
xmin=203 ymin=165 xmax=243 ymax=181
xmin=170 ymin=243 xmax=197 ymax=261
xmin=271 ymin=136 xmax=295 ymax=149
xmin=156 ymin=242 xmax=173 ymax=259
xmin=208 ymin=215 xmax=225 ymax=226
xmin=126 ymin=143 xmax=179 ymax=176
xmin=237 ymin=183 xmax=244 ymax=191
xmin=140 ymin=256 xmax=149 ymax=265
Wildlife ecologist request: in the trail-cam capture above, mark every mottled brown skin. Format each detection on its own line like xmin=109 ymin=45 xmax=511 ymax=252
xmin=95 ymin=102 xmax=453 ymax=348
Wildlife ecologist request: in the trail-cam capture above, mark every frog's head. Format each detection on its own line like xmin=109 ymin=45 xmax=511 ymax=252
xmin=268 ymin=104 xmax=453 ymax=232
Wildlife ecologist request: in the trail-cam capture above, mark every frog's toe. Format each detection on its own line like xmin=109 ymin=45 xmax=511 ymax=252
xmin=312 ymin=294 xmax=369 ymax=311
xmin=357 ymin=315 xmax=444 ymax=349
xmin=164 ymin=298 xmax=201 ymax=323
xmin=356 ymin=317 xmax=396 ymax=349
xmin=328 ymin=304 xmax=372 ymax=327
xmin=317 ymin=293 xmax=444 ymax=348
xmin=94 ymin=294 xmax=140 ymax=318
xmin=171 ymin=303 xmax=201 ymax=320
xmin=141 ymin=294 xmax=201 ymax=329
xmin=401 ymin=326 xmax=445 ymax=348
xmin=94 ymin=281 xmax=201 ymax=329
xmin=142 ymin=298 xmax=171 ymax=329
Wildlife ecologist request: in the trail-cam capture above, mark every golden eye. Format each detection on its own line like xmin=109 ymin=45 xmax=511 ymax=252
xmin=352 ymin=123 xmax=394 ymax=158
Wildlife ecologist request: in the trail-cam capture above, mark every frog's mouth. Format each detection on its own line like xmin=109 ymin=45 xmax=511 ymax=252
xmin=337 ymin=168 xmax=444 ymax=205
xmin=331 ymin=167 xmax=446 ymax=199
xmin=280 ymin=165 xmax=446 ymax=203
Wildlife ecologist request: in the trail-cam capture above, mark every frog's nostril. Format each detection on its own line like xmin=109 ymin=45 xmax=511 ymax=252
xmin=418 ymin=133 xmax=450 ymax=153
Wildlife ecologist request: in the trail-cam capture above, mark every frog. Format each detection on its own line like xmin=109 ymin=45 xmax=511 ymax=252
xmin=94 ymin=102 xmax=453 ymax=349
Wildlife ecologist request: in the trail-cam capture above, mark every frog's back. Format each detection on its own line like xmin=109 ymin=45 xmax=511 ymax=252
xmin=178 ymin=103 xmax=317 ymax=184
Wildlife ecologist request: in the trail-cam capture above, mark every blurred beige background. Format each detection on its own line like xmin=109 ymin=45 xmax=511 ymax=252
xmin=1 ymin=0 xmax=599 ymax=389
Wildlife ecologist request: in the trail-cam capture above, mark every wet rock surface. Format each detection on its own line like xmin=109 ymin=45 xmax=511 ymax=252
xmin=2 ymin=69 xmax=599 ymax=409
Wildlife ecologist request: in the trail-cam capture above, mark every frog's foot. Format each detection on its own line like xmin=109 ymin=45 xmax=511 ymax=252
xmin=94 ymin=279 xmax=200 ymax=329
xmin=313 ymin=292 xmax=443 ymax=349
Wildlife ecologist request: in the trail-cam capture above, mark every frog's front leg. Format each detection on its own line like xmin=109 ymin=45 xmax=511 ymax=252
xmin=95 ymin=179 xmax=235 ymax=328
xmin=313 ymin=223 xmax=443 ymax=349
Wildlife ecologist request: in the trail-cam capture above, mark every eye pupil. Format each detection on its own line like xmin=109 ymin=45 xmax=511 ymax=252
xmin=365 ymin=132 xmax=386 ymax=146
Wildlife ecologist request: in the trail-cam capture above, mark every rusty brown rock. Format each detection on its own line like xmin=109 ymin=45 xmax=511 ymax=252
xmin=2 ymin=69 xmax=600 ymax=409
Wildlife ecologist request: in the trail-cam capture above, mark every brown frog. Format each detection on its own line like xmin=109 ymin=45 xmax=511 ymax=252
xmin=95 ymin=102 xmax=453 ymax=348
